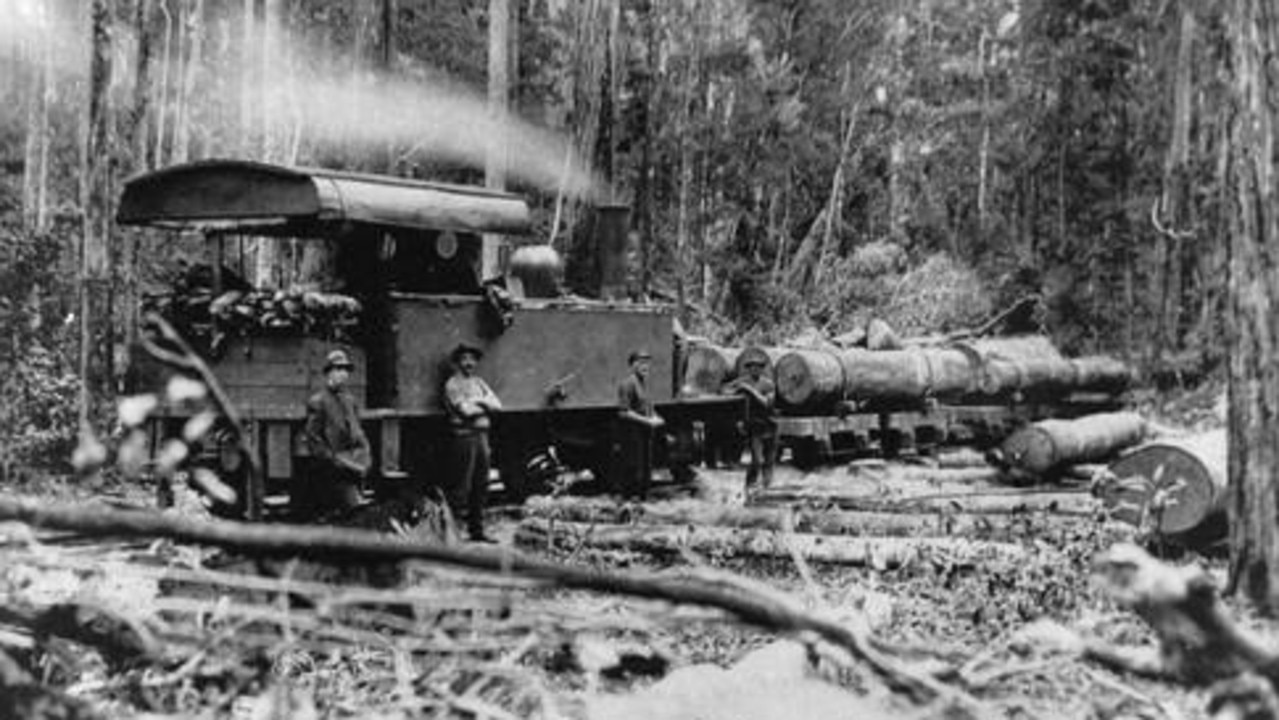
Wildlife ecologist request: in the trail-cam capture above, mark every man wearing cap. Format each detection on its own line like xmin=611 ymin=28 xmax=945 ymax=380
xmin=299 ymin=349 xmax=371 ymax=522
xmin=443 ymin=343 xmax=502 ymax=542
xmin=616 ymin=348 xmax=664 ymax=501
xmin=724 ymin=351 xmax=777 ymax=498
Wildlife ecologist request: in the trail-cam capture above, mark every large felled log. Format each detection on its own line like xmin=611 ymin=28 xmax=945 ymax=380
xmin=1099 ymin=429 xmax=1227 ymax=544
xmin=680 ymin=342 xmax=741 ymax=397
xmin=774 ymin=349 xmax=846 ymax=412
xmin=759 ymin=485 xmax=1099 ymax=516
xmin=523 ymin=496 xmax=1112 ymax=542
xmin=774 ymin=347 xmax=978 ymax=412
xmin=1070 ymin=356 xmax=1135 ymax=394
xmin=951 ymin=335 xmax=1076 ymax=396
xmin=516 ymin=518 xmax=1026 ymax=567
xmin=1000 ymin=412 xmax=1148 ymax=477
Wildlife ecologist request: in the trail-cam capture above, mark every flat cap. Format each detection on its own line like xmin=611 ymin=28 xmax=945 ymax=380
xmin=324 ymin=349 xmax=355 ymax=371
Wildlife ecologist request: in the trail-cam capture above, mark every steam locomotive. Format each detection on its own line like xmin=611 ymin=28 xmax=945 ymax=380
xmin=119 ymin=160 xmax=1128 ymax=520
xmin=118 ymin=159 xmax=740 ymax=519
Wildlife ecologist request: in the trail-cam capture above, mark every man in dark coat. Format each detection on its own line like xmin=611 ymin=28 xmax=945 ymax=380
xmin=299 ymin=349 xmax=371 ymax=521
xmin=443 ymin=342 xmax=502 ymax=542
xmin=616 ymin=348 xmax=665 ymax=501
xmin=724 ymin=353 xmax=777 ymax=499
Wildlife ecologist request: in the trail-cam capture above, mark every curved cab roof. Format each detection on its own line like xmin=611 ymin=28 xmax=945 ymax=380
xmin=117 ymin=159 xmax=532 ymax=235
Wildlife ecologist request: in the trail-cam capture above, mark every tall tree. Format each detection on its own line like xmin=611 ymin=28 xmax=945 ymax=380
xmin=1226 ymin=0 xmax=1279 ymax=613
xmin=484 ymin=0 xmax=511 ymax=280
xmin=21 ymin=10 xmax=52 ymax=233
xmin=81 ymin=0 xmax=116 ymax=430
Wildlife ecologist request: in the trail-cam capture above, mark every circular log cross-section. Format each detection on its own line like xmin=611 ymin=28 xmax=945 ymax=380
xmin=680 ymin=343 xmax=741 ymax=397
xmin=775 ymin=349 xmax=845 ymax=413
xmin=1103 ymin=430 xmax=1227 ymax=540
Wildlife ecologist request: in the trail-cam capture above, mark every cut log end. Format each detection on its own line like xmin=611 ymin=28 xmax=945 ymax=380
xmin=1103 ymin=430 xmax=1226 ymax=538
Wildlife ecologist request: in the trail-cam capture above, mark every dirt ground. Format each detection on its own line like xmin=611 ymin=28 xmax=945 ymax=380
xmin=0 ymin=381 xmax=1259 ymax=720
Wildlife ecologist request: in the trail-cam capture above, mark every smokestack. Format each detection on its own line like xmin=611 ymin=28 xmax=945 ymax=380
xmin=595 ymin=203 xmax=629 ymax=301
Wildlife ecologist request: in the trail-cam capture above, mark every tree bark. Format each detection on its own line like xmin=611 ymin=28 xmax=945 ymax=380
xmin=118 ymin=0 xmax=158 ymax=393
xmin=81 ymin=0 xmax=116 ymax=430
xmin=516 ymin=518 xmax=1026 ymax=568
xmin=484 ymin=0 xmax=511 ymax=281
xmin=21 ymin=18 xmax=50 ymax=232
xmin=153 ymin=0 xmax=173 ymax=167
xmin=173 ymin=0 xmax=202 ymax=164
xmin=1226 ymin=0 xmax=1279 ymax=613
xmin=239 ymin=0 xmax=254 ymax=156
xmin=258 ymin=0 xmax=276 ymax=160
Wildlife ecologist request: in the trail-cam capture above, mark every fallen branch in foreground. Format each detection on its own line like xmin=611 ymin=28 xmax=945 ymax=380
xmin=516 ymin=517 xmax=1029 ymax=568
xmin=759 ymin=486 xmax=1099 ymax=516
xmin=524 ymin=496 xmax=1119 ymax=542
xmin=1088 ymin=544 xmax=1276 ymax=685
xmin=0 ymin=495 xmax=977 ymax=710
xmin=1034 ymin=543 xmax=1279 ymax=720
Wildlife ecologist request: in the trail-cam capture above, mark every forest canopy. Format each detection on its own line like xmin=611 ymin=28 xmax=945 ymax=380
xmin=0 ymin=0 xmax=1228 ymax=467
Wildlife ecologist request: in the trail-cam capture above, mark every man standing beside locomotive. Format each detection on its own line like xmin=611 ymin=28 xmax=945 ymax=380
xmin=443 ymin=343 xmax=502 ymax=543
xmin=300 ymin=349 xmax=371 ymax=522
xmin=617 ymin=349 xmax=665 ymax=501
xmin=724 ymin=351 xmax=777 ymax=500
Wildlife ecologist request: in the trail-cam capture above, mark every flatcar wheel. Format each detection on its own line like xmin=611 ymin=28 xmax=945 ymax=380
xmin=790 ymin=438 xmax=822 ymax=471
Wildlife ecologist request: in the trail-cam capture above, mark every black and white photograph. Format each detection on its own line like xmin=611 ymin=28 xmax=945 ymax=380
xmin=0 ymin=1 xmax=1277 ymax=717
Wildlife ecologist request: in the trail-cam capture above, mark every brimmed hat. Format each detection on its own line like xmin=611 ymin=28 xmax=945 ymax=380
xmin=452 ymin=342 xmax=484 ymax=363
xmin=628 ymin=348 xmax=653 ymax=365
xmin=324 ymin=349 xmax=355 ymax=372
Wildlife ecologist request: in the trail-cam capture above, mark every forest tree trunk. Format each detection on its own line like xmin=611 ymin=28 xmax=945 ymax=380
xmin=1225 ymin=0 xmax=1279 ymax=614
xmin=121 ymin=0 xmax=158 ymax=388
xmin=21 ymin=19 xmax=50 ymax=232
xmin=81 ymin=0 xmax=116 ymax=430
xmin=484 ymin=0 xmax=511 ymax=281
